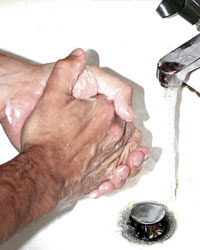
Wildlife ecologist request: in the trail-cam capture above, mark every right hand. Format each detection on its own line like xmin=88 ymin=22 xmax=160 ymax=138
xmin=21 ymin=49 xmax=149 ymax=202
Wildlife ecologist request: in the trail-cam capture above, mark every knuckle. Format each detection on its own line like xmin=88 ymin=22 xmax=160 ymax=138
xmin=55 ymin=59 xmax=70 ymax=69
xmin=55 ymin=58 xmax=82 ymax=73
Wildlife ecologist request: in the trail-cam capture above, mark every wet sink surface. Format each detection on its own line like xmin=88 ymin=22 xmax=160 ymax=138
xmin=0 ymin=1 xmax=200 ymax=249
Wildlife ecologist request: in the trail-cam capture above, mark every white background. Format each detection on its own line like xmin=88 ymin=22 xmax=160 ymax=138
xmin=0 ymin=1 xmax=200 ymax=250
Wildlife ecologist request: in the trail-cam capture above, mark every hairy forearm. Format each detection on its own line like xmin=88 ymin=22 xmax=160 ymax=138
xmin=0 ymin=146 xmax=60 ymax=244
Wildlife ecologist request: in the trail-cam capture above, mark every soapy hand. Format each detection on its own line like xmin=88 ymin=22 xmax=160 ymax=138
xmin=0 ymin=49 xmax=149 ymax=197
xmin=0 ymin=57 xmax=134 ymax=150
xmin=21 ymin=49 xmax=148 ymax=200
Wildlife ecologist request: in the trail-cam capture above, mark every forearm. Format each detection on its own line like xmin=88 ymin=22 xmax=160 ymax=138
xmin=0 ymin=146 xmax=60 ymax=244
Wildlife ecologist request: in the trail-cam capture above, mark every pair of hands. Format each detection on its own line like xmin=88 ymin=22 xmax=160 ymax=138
xmin=0 ymin=49 xmax=149 ymax=200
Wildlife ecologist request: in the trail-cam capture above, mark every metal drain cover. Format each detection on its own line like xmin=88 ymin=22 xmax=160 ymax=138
xmin=130 ymin=201 xmax=166 ymax=225
xmin=119 ymin=201 xmax=176 ymax=244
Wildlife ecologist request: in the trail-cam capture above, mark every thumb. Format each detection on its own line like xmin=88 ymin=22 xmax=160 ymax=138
xmin=43 ymin=48 xmax=86 ymax=97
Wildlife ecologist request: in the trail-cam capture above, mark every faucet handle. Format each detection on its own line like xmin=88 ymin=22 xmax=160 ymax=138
xmin=157 ymin=0 xmax=185 ymax=18
xmin=157 ymin=0 xmax=200 ymax=26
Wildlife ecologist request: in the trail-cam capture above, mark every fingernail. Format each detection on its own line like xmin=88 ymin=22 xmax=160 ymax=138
xmin=127 ymin=151 xmax=144 ymax=168
xmin=116 ymin=165 xmax=130 ymax=180
xmin=88 ymin=190 xmax=98 ymax=198
xmin=98 ymin=181 xmax=114 ymax=195
xmin=132 ymin=152 xmax=144 ymax=167
xmin=134 ymin=157 xmax=143 ymax=167
xmin=70 ymin=48 xmax=83 ymax=57
xmin=138 ymin=146 xmax=150 ymax=160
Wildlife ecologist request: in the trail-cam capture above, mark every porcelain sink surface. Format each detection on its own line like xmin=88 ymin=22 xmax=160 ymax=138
xmin=0 ymin=1 xmax=200 ymax=249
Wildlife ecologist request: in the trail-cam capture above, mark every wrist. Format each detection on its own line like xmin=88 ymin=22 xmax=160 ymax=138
xmin=0 ymin=145 xmax=61 ymax=229
xmin=22 ymin=142 xmax=73 ymax=202
xmin=20 ymin=144 xmax=62 ymax=213
xmin=0 ymin=144 xmax=63 ymax=242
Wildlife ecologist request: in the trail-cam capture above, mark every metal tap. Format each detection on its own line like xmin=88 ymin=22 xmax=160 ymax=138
xmin=157 ymin=34 xmax=200 ymax=88
xmin=156 ymin=0 xmax=200 ymax=88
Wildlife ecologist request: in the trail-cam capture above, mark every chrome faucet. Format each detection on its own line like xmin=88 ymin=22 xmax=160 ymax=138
xmin=157 ymin=34 xmax=200 ymax=88
xmin=156 ymin=0 xmax=200 ymax=88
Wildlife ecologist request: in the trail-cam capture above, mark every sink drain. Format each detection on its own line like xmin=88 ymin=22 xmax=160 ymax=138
xmin=119 ymin=201 xmax=176 ymax=244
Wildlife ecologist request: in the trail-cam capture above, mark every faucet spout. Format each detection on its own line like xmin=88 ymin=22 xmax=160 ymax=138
xmin=157 ymin=33 xmax=200 ymax=88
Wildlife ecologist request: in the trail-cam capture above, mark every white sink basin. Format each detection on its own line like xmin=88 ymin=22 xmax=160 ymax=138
xmin=0 ymin=1 xmax=200 ymax=249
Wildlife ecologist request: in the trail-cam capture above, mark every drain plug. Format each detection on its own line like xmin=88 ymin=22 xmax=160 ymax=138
xmin=119 ymin=201 xmax=176 ymax=244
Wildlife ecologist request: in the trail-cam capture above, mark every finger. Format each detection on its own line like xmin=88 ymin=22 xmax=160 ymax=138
xmin=138 ymin=146 xmax=150 ymax=160
xmin=88 ymin=147 xmax=149 ymax=198
xmin=110 ymin=164 xmax=130 ymax=189
xmin=72 ymin=67 xmax=98 ymax=99
xmin=126 ymin=150 xmax=146 ymax=177
xmin=88 ymin=181 xmax=115 ymax=198
xmin=73 ymin=67 xmax=135 ymax=122
xmin=111 ymin=147 xmax=150 ymax=188
xmin=88 ymin=164 xmax=130 ymax=198
xmin=94 ymin=68 xmax=135 ymax=122
xmin=44 ymin=48 xmax=86 ymax=97
xmin=112 ymin=147 xmax=150 ymax=184
xmin=128 ymin=127 xmax=142 ymax=151
xmin=117 ymin=126 xmax=141 ymax=165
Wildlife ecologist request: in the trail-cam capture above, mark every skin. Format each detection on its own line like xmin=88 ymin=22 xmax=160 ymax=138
xmin=21 ymin=49 xmax=147 ymax=203
xmin=0 ymin=49 xmax=149 ymax=243
xmin=0 ymin=49 xmax=149 ymax=198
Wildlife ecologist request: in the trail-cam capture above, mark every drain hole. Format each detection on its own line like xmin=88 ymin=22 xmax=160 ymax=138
xmin=119 ymin=201 xmax=176 ymax=244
